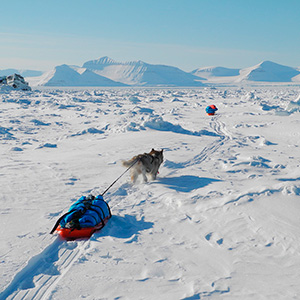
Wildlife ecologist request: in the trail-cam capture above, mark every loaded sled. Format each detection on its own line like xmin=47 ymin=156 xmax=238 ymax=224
xmin=51 ymin=195 xmax=111 ymax=240
xmin=206 ymin=105 xmax=218 ymax=116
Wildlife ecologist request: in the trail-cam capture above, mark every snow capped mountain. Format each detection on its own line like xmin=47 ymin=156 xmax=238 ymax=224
xmin=191 ymin=61 xmax=300 ymax=84
xmin=83 ymin=58 xmax=147 ymax=85
xmin=22 ymin=58 xmax=300 ymax=87
xmin=237 ymin=60 xmax=300 ymax=82
xmin=29 ymin=64 xmax=127 ymax=87
xmin=83 ymin=56 xmax=205 ymax=86
xmin=78 ymin=68 xmax=127 ymax=86
xmin=292 ymin=73 xmax=300 ymax=82
xmin=0 ymin=68 xmax=43 ymax=77
xmin=191 ymin=66 xmax=240 ymax=78
xmin=83 ymin=56 xmax=118 ymax=69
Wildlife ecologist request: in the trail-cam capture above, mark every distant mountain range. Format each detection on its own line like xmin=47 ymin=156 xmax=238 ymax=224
xmin=82 ymin=56 xmax=205 ymax=86
xmin=6 ymin=57 xmax=300 ymax=87
xmin=0 ymin=69 xmax=43 ymax=78
xmin=32 ymin=64 xmax=127 ymax=87
xmin=192 ymin=61 xmax=300 ymax=83
xmin=27 ymin=57 xmax=205 ymax=87
xmin=237 ymin=61 xmax=300 ymax=82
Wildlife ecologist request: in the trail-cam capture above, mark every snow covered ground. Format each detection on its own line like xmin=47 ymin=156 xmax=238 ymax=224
xmin=1 ymin=86 xmax=300 ymax=299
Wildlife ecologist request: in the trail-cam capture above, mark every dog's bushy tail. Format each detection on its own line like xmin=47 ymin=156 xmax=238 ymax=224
xmin=122 ymin=157 xmax=138 ymax=167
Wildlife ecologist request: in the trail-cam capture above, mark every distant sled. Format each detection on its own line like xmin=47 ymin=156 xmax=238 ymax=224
xmin=206 ymin=104 xmax=218 ymax=116
xmin=50 ymin=195 xmax=111 ymax=241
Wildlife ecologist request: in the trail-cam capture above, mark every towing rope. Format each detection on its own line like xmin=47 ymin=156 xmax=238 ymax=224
xmin=101 ymin=159 xmax=138 ymax=196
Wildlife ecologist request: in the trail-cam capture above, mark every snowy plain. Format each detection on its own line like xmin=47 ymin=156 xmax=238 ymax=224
xmin=1 ymin=86 xmax=300 ymax=299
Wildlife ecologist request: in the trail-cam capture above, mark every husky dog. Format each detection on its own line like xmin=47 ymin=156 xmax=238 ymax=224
xmin=122 ymin=149 xmax=164 ymax=183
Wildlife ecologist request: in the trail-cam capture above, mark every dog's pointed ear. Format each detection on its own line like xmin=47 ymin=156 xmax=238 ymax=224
xmin=151 ymin=148 xmax=155 ymax=151
xmin=161 ymin=149 xmax=164 ymax=153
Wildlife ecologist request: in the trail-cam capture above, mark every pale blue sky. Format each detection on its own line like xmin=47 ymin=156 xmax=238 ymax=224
xmin=1 ymin=0 xmax=299 ymax=71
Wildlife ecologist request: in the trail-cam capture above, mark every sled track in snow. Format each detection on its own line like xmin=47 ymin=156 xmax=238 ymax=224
xmin=1 ymin=238 xmax=89 ymax=300
xmin=187 ymin=116 xmax=232 ymax=167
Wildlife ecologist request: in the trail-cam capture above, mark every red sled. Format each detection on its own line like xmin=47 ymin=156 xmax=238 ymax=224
xmin=55 ymin=216 xmax=111 ymax=241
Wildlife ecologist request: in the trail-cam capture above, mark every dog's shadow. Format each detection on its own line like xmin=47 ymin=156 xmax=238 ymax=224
xmin=157 ymin=175 xmax=222 ymax=193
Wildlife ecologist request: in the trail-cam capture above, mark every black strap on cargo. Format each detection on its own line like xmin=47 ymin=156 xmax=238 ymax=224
xmin=50 ymin=197 xmax=93 ymax=234
xmin=50 ymin=208 xmax=77 ymax=234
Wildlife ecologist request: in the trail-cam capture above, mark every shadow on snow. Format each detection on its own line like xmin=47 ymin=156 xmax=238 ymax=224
xmin=93 ymin=214 xmax=154 ymax=240
xmin=157 ymin=175 xmax=222 ymax=193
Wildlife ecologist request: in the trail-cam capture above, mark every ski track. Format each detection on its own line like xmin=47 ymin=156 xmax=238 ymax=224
xmin=187 ymin=115 xmax=232 ymax=167
xmin=1 ymin=238 xmax=89 ymax=300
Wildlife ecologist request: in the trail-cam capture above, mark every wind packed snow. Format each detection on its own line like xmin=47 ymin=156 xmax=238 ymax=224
xmin=1 ymin=86 xmax=300 ymax=299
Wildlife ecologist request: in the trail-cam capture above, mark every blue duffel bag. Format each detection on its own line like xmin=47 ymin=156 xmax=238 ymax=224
xmin=59 ymin=195 xmax=111 ymax=229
